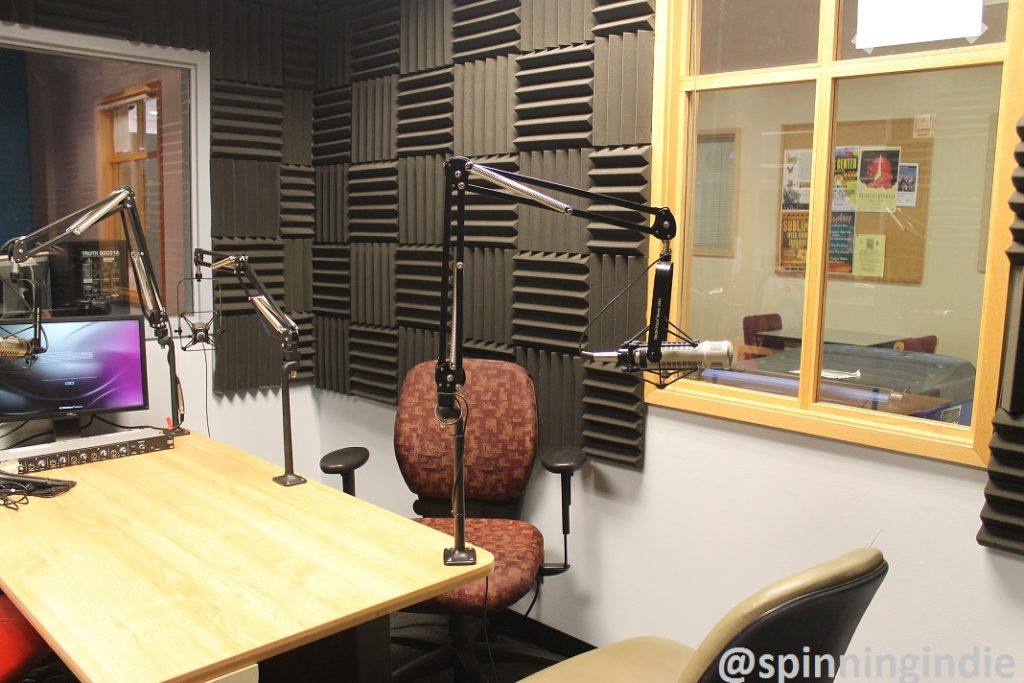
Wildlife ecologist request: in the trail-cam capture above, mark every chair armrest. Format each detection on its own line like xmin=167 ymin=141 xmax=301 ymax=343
xmin=540 ymin=446 xmax=587 ymax=475
xmin=319 ymin=447 xmax=370 ymax=496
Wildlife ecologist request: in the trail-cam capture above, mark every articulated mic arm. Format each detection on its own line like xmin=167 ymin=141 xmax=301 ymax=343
xmin=193 ymin=248 xmax=305 ymax=486
xmin=2 ymin=187 xmax=187 ymax=436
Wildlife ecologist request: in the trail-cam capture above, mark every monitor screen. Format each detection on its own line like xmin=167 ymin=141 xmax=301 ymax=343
xmin=0 ymin=316 xmax=148 ymax=422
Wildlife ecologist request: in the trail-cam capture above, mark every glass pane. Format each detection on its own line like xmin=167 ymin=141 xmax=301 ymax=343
xmin=113 ymin=103 xmax=137 ymax=153
xmin=818 ymin=65 xmax=1001 ymax=425
xmin=696 ymin=0 xmax=819 ymax=74
xmin=839 ymin=0 xmax=1007 ymax=60
xmin=685 ymin=82 xmax=817 ymax=398
xmin=144 ymin=96 xmax=159 ymax=151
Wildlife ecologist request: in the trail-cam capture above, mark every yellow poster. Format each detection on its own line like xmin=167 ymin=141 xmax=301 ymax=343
xmin=853 ymin=234 xmax=886 ymax=278
xmin=778 ymin=210 xmax=809 ymax=271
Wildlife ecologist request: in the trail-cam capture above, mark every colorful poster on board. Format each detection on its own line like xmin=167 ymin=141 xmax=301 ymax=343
xmin=778 ymin=210 xmax=809 ymax=271
xmin=896 ymin=163 xmax=919 ymax=207
xmin=856 ymin=147 xmax=901 ymax=212
xmin=853 ymin=233 xmax=886 ymax=278
xmin=832 ymin=146 xmax=859 ymax=211
xmin=829 ymin=211 xmax=856 ymax=273
xmin=781 ymin=149 xmax=812 ymax=210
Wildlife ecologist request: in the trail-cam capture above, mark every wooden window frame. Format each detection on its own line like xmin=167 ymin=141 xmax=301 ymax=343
xmin=648 ymin=0 xmax=1024 ymax=467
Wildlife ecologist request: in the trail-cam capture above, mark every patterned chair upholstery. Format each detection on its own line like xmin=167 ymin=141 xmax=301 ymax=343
xmin=0 ymin=594 xmax=47 ymax=683
xmin=741 ymin=313 xmax=785 ymax=360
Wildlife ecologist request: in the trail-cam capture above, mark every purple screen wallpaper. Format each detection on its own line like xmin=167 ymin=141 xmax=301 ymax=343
xmin=0 ymin=318 xmax=147 ymax=418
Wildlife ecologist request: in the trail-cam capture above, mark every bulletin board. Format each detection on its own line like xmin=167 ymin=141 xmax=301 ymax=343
xmin=777 ymin=118 xmax=932 ymax=284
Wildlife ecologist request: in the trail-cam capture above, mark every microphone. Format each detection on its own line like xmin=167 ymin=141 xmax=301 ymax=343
xmin=587 ymin=340 xmax=734 ymax=371
xmin=0 ymin=336 xmax=34 ymax=358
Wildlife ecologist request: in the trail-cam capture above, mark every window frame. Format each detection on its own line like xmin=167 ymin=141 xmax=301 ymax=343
xmin=648 ymin=0 xmax=1024 ymax=467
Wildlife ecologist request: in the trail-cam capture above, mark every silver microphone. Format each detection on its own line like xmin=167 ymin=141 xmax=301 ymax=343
xmin=587 ymin=340 xmax=734 ymax=371
xmin=0 ymin=336 xmax=34 ymax=359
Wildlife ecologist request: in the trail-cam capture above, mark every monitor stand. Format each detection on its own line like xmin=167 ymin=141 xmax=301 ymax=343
xmin=52 ymin=416 xmax=83 ymax=442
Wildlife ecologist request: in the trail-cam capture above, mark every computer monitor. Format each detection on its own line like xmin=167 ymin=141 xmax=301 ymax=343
xmin=0 ymin=316 xmax=148 ymax=439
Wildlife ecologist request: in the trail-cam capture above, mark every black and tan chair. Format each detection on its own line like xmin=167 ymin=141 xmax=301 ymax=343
xmin=518 ymin=547 xmax=887 ymax=683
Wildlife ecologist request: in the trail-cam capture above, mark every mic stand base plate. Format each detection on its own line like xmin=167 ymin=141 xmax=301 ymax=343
xmin=444 ymin=547 xmax=477 ymax=566
xmin=273 ymin=472 xmax=307 ymax=487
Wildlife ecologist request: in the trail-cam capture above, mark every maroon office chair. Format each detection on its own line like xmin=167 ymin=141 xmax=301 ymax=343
xmin=741 ymin=313 xmax=784 ymax=360
xmin=320 ymin=358 xmax=586 ymax=682
xmin=0 ymin=594 xmax=48 ymax=683
xmin=893 ymin=335 xmax=937 ymax=353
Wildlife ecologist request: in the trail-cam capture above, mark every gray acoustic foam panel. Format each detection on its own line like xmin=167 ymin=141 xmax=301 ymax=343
xmin=0 ymin=0 xmax=33 ymax=23
xmin=284 ymin=239 xmax=314 ymax=312
xmin=581 ymin=360 xmax=646 ymax=467
xmin=521 ymin=0 xmax=593 ymax=51
xmin=514 ymin=43 xmax=594 ymax=150
xmin=211 ymin=81 xmax=285 ymax=161
xmin=398 ymin=326 xmax=440 ymax=394
xmin=592 ymin=0 xmax=654 ymax=36
xmin=317 ymin=2 xmax=350 ymax=89
xmin=348 ymin=0 xmax=402 ymax=81
xmin=516 ymin=347 xmax=584 ymax=454
xmin=396 ymin=245 xmax=443 ymax=329
xmin=399 ymin=155 xmax=446 ymax=245
xmin=587 ymin=145 xmax=653 ymax=255
xmin=292 ymin=311 xmax=316 ymax=381
xmin=283 ymin=11 xmax=317 ymax=89
xmin=134 ymin=0 xmax=211 ymax=51
xmin=465 ymin=340 xmax=517 ymax=362
xmin=461 ymin=154 xmax=519 ymax=247
xmin=512 ymin=252 xmax=589 ymax=353
xmin=453 ymin=56 xmax=517 ymax=156
xmin=518 ymin=149 xmax=590 ymax=253
xmin=280 ymin=165 xmax=316 ymax=238
xmin=588 ymin=253 xmax=648 ymax=352
xmin=453 ymin=0 xmax=521 ymax=63
xmin=397 ymin=68 xmax=455 ymax=157
xmin=401 ymin=0 xmax=454 ymax=75
xmin=347 ymin=161 xmax=400 ymax=242
xmin=214 ymin=313 xmax=282 ymax=394
xmin=282 ymin=90 xmax=314 ymax=166
xmin=464 ymin=247 xmax=514 ymax=343
xmin=313 ymin=87 xmax=352 ymax=166
xmin=31 ymin=0 xmax=133 ymax=40
xmin=209 ymin=0 xmax=284 ymax=86
xmin=315 ymin=315 xmax=349 ymax=394
xmin=211 ymin=159 xmax=281 ymax=239
xmin=348 ymin=324 xmax=400 ymax=403
xmin=979 ymin=116 xmax=1024 ymax=555
xmin=593 ymin=31 xmax=654 ymax=147
xmin=316 ymin=164 xmax=349 ymax=243
xmin=350 ymin=243 xmax=397 ymax=327
xmin=312 ymin=244 xmax=351 ymax=317
xmin=210 ymin=238 xmax=287 ymax=314
xmin=351 ymin=76 xmax=398 ymax=163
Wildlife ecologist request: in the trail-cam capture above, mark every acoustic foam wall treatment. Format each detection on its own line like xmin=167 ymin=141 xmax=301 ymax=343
xmin=214 ymin=313 xmax=282 ymax=394
xmin=350 ymin=242 xmax=397 ymax=327
xmin=315 ymin=315 xmax=349 ymax=394
xmin=31 ymin=0 xmax=133 ymax=40
xmin=395 ymin=245 xmax=443 ymax=329
xmin=452 ymin=0 xmax=521 ymax=63
xmin=347 ymin=161 xmax=400 ymax=242
xmin=210 ymin=238 xmax=287 ymax=314
xmin=464 ymin=247 xmax=514 ymax=343
xmin=317 ymin=2 xmax=350 ymax=89
xmin=588 ymin=253 xmax=648 ymax=352
xmin=520 ymin=0 xmax=593 ymax=52
xmin=211 ymin=81 xmax=285 ymax=161
xmin=514 ymin=43 xmax=594 ymax=151
xmin=134 ymin=0 xmax=211 ymax=51
xmin=312 ymin=244 xmax=351 ymax=318
xmin=453 ymin=56 xmax=517 ymax=156
xmin=400 ymin=0 xmax=453 ymax=75
xmin=517 ymin=347 xmax=583 ymax=454
xmin=280 ymin=165 xmax=316 ymax=238
xmin=209 ymin=0 xmax=284 ymax=86
xmin=348 ymin=324 xmax=400 ymax=403
xmin=348 ymin=0 xmax=402 ymax=81
xmin=0 ymin=0 xmax=33 ymax=24
xmin=593 ymin=31 xmax=654 ymax=147
xmin=399 ymin=155 xmax=446 ymax=245
xmin=292 ymin=311 xmax=316 ymax=382
xmin=282 ymin=89 xmax=314 ymax=166
xmin=587 ymin=145 xmax=653 ymax=255
xmin=284 ymin=238 xmax=314 ymax=312
xmin=399 ymin=326 xmax=440 ymax=394
xmin=316 ymin=165 xmax=349 ymax=243
xmin=211 ymin=159 xmax=281 ymax=239
xmin=518 ymin=149 xmax=591 ymax=253
xmin=351 ymin=76 xmax=398 ymax=163
xmin=460 ymin=153 xmax=519 ymax=247
xmin=592 ymin=0 xmax=654 ymax=36
xmin=582 ymin=360 xmax=646 ymax=466
xmin=313 ymin=87 xmax=352 ymax=166
xmin=397 ymin=68 xmax=454 ymax=157
xmin=511 ymin=251 xmax=589 ymax=353
xmin=283 ymin=11 xmax=317 ymax=89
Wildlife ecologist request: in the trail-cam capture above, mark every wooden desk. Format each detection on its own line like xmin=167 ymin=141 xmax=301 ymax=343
xmin=0 ymin=434 xmax=493 ymax=683
xmin=760 ymin=327 xmax=905 ymax=348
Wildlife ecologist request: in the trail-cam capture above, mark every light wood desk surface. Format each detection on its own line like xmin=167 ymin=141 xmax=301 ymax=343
xmin=0 ymin=434 xmax=493 ymax=683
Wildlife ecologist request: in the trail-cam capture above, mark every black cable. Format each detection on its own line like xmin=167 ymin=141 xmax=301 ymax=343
xmin=7 ymin=431 xmax=53 ymax=449
xmin=93 ymin=414 xmax=166 ymax=432
xmin=523 ymin=577 xmax=542 ymax=619
xmin=483 ymin=575 xmax=497 ymax=683
xmin=0 ymin=421 xmax=29 ymax=441
xmin=202 ymin=345 xmax=212 ymax=437
xmin=577 ymin=256 xmax=661 ymax=356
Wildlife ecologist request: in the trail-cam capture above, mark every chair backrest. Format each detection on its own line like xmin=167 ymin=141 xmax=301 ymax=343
xmin=394 ymin=359 xmax=538 ymax=519
xmin=682 ymin=548 xmax=888 ymax=683
xmin=742 ymin=314 xmax=784 ymax=348
xmin=893 ymin=335 xmax=937 ymax=353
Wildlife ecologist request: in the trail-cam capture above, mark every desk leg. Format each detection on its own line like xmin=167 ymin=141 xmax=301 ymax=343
xmin=258 ymin=615 xmax=391 ymax=682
